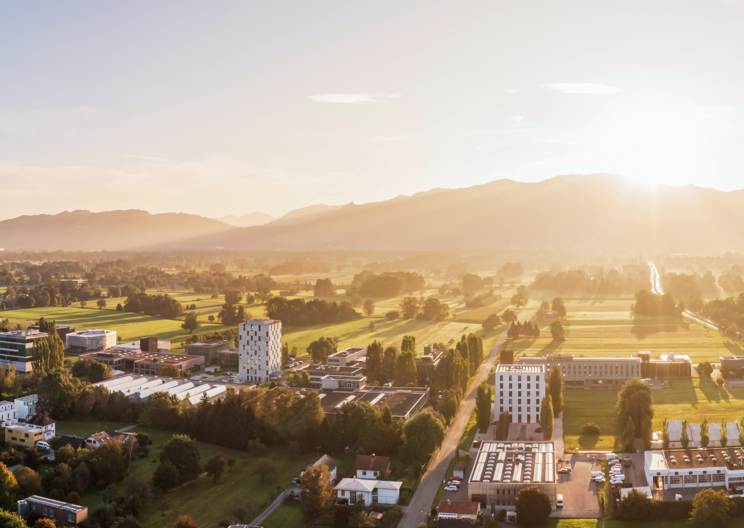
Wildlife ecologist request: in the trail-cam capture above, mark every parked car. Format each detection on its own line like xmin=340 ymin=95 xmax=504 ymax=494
xmin=449 ymin=476 xmax=462 ymax=481
xmin=535 ymin=427 xmax=542 ymax=433
xmin=291 ymin=478 xmax=299 ymax=485
xmin=558 ymin=467 xmax=572 ymax=474
xmin=444 ymin=485 xmax=459 ymax=492
xmin=35 ymin=441 xmax=50 ymax=450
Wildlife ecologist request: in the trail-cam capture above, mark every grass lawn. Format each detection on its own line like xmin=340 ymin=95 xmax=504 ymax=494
xmin=563 ymin=377 xmax=744 ymax=451
xmin=546 ymin=518 xmax=744 ymax=528
xmin=77 ymin=426 xmax=310 ymax=528
xmin=261 ymin=505 xmax=305 ymax=528
xmin=56 ymin=419 xmax=134 ymax=438
xmin=458 ymin=408 xmax=479 ymax=452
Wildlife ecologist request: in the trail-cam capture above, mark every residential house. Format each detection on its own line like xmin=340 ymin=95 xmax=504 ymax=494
xmin=17 ymin=496 xmax=88 ymax=525
xmin=13 ymin=394 xmax=38 ymax=420
xmin=26 ymin=413 xmax=56 ymax=441
xmin=5 ymin=423 xmax=44 ymax=448
xmin=0 ymin=400 xmax=18 ymax=427
xmin=56 ymin=435 xmax=86 ymax=451
xmin=335 ymin=478 xmax=402 ymax=506
xmin=302 ymin=454 xmax=339 ymax=478
xmin=354 ymin=455 xmax=391 ymax=480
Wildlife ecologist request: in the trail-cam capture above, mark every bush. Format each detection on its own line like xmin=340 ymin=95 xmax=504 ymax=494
xmin=515 ymin=486 xmax=552 ymax=526
xmin=385 ymin=311 xmax=400 ymax=320
xmin=582 ymin=422 xmax=602 ymax=436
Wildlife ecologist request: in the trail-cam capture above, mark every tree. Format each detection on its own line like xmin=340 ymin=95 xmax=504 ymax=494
xmin=482 ymin=313 xmax=501 ymax=333
xmin=37 ymin=367 xmax=82 ymax=419
xmin=119 ymin=516 xmax=144 ymax=528
xmin=208 ymin=314 xmax=215 ymax=323
xmin=307 ymin=337 xmax=337 ymax=364
xmin=152 ymin=460 xmax=180 ymax=492
xmin=80 ymin=300 xmax=87 ymax=309
xmin=156 ymin=365 xmax=181 ymax=378
xmin=33 ymin=519 xmax=56 ymax=528
xmin=299 ymin=464 xmax=334 ymax=521
xmin=225 ymin=290 xmax=243 ymax=305
xmin=313 ymin=279 xmax=336 ymax=297
xmin=681 ymin=419 xmax=690 ymax=449
xmin=159 ymin=435 xmax=201 ymax=485
xmin=548 ymin=366 xmax=563 ymax=416
xmin=420 ymin=298 xmax=449 ymax=321
xmin=400 ymin=296 xmax=420 ymax=319
xmin=511 ymin=291 xmax=527 ymax=309
xmin=402 ymin=411 xmax=445 ymax=464
xmin=698 ymin=362 xmax=714 ymax=379
xmin=227 ymin=457 xmax=236 ymax=472
xmin=721 ymin=419 xmax=729 ymax=447
xmin=540 ymin=395 xmax=553 ymax=440
xmin=205 ymin=453 xmax=226 ymax=482
xmin=552 ymin=296 xmax=567 ymax=318
xmin=475 ymin=381 xmax=492 ymax=433
xmin=439 ymin=389 xmax=461 ymax=424
xmin=349 ymin=511 xmax=375 ymax=528
xmin=181 ymin=312 xmax=201 ymax=334
xmin=0 ymin=510 xmax=27 ymax=528
xmin=515 ymin=486 xmax=552 ymax=527
xmin=502 ymin=309 xmax=517 ymax=324
xmin=255 ymin=288 xmax=273 ymax=305
xmin=382 ymin=346 xmax=398 ymax=382
xmin=255 ymin=457 xmax=275 ymax=482
xmin=642 ymin=415 xmax=653 ymax=451
xmin=616 ymin=489 xmax=655 ymax=521
xmin=13 ymin=466 xmax=41 ymax=497
xmin=174 ymin=514 xmax=197 ymax=528
xmin=394 ymin=351 xmax=417 ymax=386
xmin=0 ymin=462 xmax=18 ymax=510
xmin=366 ymin=341 xmax=383 ymax=384
xmin=701 ymin=418 xmax=710 ymax=448
xmin=662 ymin=418 xmax=670 ymax=450
xmin=616 ymin=378 xmax=653 ymax=439
xmin=363 ymin=299 xmax=375 ymax=317
xmin=97 ymin=299 xmax=107 ymax=310
xmin=550 ymin=320 xmax=565 ymax=341
xmin=690 ymin=489 xmax=731 ymax=528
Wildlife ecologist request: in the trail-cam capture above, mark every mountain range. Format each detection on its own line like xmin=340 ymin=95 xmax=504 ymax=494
xmin=3 ymin=175 xmax=744 ymax=253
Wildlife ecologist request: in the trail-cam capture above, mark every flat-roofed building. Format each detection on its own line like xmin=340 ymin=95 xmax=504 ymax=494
xmin=644 ymin=447 xmax=744 ymax=496
xmin=0 ymin=400 xmax=18 ymax=427
xmin=656 ymin=420 xmax=741 ymax=449
xmin=29 ymin=324 xmax=75 ymax=341
xmin=720 ymin=356 xmax=744 ymax=377
xmin=0 ymin=329 xmax=48 ymax=372
xmin=113 ymin=337 xmax=171 ymax=354
xmin=468 ymin=441 xmax=557 ymax=509
xmin=17 ymin=495 xmax=88 ymax=524
xmin=14 ymin=394 xmax=38 ymax=420
xmin=290 ymin=363 xmax=367 ymax=389
xmin=66 ymin=329 xmax=117 ymax=354
xmin=5 ymin=423 xmax=45 ymax=448
xmin=494 ymin=364 xmax=546 ymax=424
xmin=80 ymin=350 xmax=205 ymax=375
xmin=638 ymin=351 xmax=692 ymax=378
xmin=515 ymin=354 xmax=641 ymax=388
xmin=218 ymin=348 xmax=240 ymax=368
xmin=437 ymin=500 xmax=481 ymax=520
xmin=415 ymin=348 xmax=444 ymax=383
xmin=328 ymin=347 xmax=366 ymax=367
xmin=294 ymin=385 xmax=429 ymax=421
xmin=239 ymin=319 xmax=282 ymax=384
xmin=186 ymin=338 xmax=232 ymax=365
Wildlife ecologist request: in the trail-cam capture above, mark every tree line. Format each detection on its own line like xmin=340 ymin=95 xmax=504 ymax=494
xmin=265 ymin=297 xmax=359 ymax=326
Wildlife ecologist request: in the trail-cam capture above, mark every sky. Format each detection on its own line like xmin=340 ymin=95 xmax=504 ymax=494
xmin=2 ymin=0 xmax=744 ymax=220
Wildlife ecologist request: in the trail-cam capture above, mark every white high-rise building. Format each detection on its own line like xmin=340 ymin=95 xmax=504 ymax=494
xmin=494 ymin=364 xmax=546 ymax=424
xmin=238 ymin=319 xmax=282 ymax=384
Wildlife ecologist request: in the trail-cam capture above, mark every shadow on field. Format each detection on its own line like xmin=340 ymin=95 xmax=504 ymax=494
xmin=630 ymin=315 xmax=685 ymax=339
xmin=699 ymin=378 xmax=730 ymax=403
xmin=724 ymin=340 xmax=744 ymax=355
xmin=656 ymin=378 xmax=698 ymax=407
xmin=579 ymin=434 xmax=600 ymax=450
xmin=538 ymin=340 xmax=563 ymax=356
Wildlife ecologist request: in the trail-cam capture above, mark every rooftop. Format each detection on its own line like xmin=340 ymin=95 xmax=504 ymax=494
xmin=244 ymin=319 xmax=281 ymax=325
xmin=469 ymin=441 xmax=556 ymax=484
xmin=26 ymin=413 xmax=55 ymax=427
xmin=69 ymin=329 xmax=116 ymax=336
xmin=7 ymin=423 xmax=44 ymax=433
xmin=438 ymin=500 xmax=480 ymax=516
xmin=20 ymin=495 xmax=87 ymax=513
xmin=495 ymin=364 xmax=545 ymax=373
xmin=354 ymin=455 xmax=390 ymax=472
xmin=0 ymin=329 xmax=47 ymax=338
xmin=660 ymin=447 xmax=744 ymax=470
xmin=187 ymin=339 xmax=232 ymax=347
xmin=517 ymin=354 xmax=640 ymax=363
xmin=328 ymin=347 xmax=366 ymax=358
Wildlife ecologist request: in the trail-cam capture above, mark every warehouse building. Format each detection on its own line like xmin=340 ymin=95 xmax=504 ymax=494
xmin=468 ymin=441 xmax=557 ymax=509
xmin=186 ymin=338 xmax=232 ymax=365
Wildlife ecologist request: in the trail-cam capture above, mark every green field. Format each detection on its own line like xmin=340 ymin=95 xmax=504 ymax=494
xmin=261 ymin=505 xmax=305 ymax=528
xmin=64 ymin=422 xmax=308 ymax=528
xmin=504 ymin=298 xmax=744 ymax=363
xmin=563 ymin=377 xmax=744 ymax=451
xmin=546 ymin=518 xmax=744 ymax=528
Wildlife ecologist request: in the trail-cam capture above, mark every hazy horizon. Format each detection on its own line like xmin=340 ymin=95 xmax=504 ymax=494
xmin=3 ymin=0 xmax=744 ymax=220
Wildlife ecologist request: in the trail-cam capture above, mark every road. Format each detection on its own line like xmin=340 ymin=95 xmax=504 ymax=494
xmin=398 ymin=329 xmax=507 ymax=528
xmin=250 ymin=485 xmax=293 ymax=526
xmin=648 ymin=261 xmax=663 ymax=295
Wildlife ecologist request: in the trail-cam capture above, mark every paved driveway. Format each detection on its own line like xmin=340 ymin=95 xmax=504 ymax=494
xmin=552 ymin=454 xmax=601 ymax=519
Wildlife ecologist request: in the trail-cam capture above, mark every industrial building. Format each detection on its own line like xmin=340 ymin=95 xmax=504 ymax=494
xmin=186 ymin=338 xmax=232 ymax=364
xmin=113 ymin=336 xmax=171 ymax=354
xmin=467 ymin=441 xmax=557 ymax=509
xmin=80 ymin=349 xmax=205 ymax=375
xmin=638 ymin=351 xmax=692 ymax=378
xmin=17 ymin=496 xmax=88 ymax=525
xmin=327 ymin=346 xmax=366 ymax=367
xmin=645 ymin=447 xmax=744 ymax=495
xmin=0 ymin=329 xmax=49 ymax=372
xmin=93 ymin=375 xmax=227 ymax=404
xmin=289 ymin=385 xmax=429 ymax=421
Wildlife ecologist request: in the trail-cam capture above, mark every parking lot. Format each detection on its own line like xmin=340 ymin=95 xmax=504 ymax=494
xmin=553 ymin=454 xmax=602 ymax=518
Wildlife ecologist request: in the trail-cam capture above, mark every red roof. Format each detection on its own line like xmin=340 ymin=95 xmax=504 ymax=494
xmin=353 ymin=455 xmax=391 ymax=472
xmin=26 ymin=413 xmax=55 ymax=426
xmin=437 ymin=500 xmax=480 ymax=515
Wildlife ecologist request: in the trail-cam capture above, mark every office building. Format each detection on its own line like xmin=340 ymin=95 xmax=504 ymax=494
xmin=17 ymin=496 xmax=88 ymax=525
xmin=0 ymin=400 xmax=17 ymax=427
xmin=494 ymin=364 xmax=546 ymax=424
xmin=238 ymin=319 xmax=282 ymax=384
xmin=218 ymin=348 xmax=239 ymax=368
xmin=327 ymin=346 xmax=366 ymax=367
xmin=645 ymin=447 xmax=744 ymax=496
xmin=0 ymin=329 xmax=49 ymax=373
xmin=186 ymin=338 xmax=232 ymax=364
xmin=65 ymin=329 xmax=117 ymax=354
xmin=5 ymin=423 xmax=45 ymax=448
xmin=112 ymin=337 xmax=170 ymax=354
xmin=638 ymin=351 xmax=692 ymax=378
xmin=515 ymin=354 xmax=642 ymax=388
xmin=80 ymin=349 xmax=204 ymax=375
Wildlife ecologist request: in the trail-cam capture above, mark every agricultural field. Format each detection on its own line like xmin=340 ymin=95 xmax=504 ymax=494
xmin=563 ymin=377 xmax=744 ymax=452
xmin=505 ymin=297 xmax=744 ymax=363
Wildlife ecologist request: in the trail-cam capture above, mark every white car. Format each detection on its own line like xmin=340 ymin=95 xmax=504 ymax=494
xmin=444 ymin=485 xmax=459 ymax=492
xmin=34 ymin=441 xmax=50 ymax=450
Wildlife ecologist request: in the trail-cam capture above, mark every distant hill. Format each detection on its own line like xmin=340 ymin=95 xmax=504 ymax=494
xmin=219 ymin=211 xmax=274 ymax=227
xmin=267 ymin=204 xmax=344 ymax=226
xmin=179 ymin=174 xmax=744 ymax=254
xmin=0 ymin=210 xmax=236 ymax=251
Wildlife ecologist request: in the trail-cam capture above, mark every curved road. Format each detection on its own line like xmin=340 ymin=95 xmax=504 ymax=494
xmin=398 ymin=329 xmax=507 ymax=528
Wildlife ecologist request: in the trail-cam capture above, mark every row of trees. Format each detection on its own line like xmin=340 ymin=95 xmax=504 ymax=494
xmin=398 ymin=296 xmax=449 ymax=321
xmin=265 ymin=297 xmax=359 ymax=326
xmin=632 ymin=290 xmax=684 ymax=317
xmin=348 ymin=271 xmax=425 ymax=298
xmin=123 ymin=293 xmax=183 ymax=318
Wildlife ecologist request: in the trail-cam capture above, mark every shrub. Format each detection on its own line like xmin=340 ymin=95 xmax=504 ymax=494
xmin=385 ymin=311 xmax=400 ymax=320
xmin=582 ymin=422 xmax=602 ymax=436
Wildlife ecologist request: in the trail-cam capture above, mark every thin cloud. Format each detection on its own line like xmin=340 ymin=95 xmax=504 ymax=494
xmin=308 ymin=93 xmax=401 ymax=104
xmin=543 ymin=83 xmax=623 ymax=94
xmin=510 ymin=116 xmax=525 ymax=123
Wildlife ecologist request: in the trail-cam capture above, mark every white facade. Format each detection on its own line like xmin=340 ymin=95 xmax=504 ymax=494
xmin=494 ymin=364 xmax=546 ymax=424
xmin=0 ymin=401 xmax=18 ymax=427
xmin=335 ymin=478 xmax=402 ymax=506
xmin=13 ymin=395 xmax=37 ymax=420
xmin=66 ymin=329 xmax=117 ymax=352
xmin=238 ymin=319 xmax=282 ymax=384
xmin=328 ymin=347 xmax=366 ymax=367
xmin=644 ymin=450 xmax=744 ymax=492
